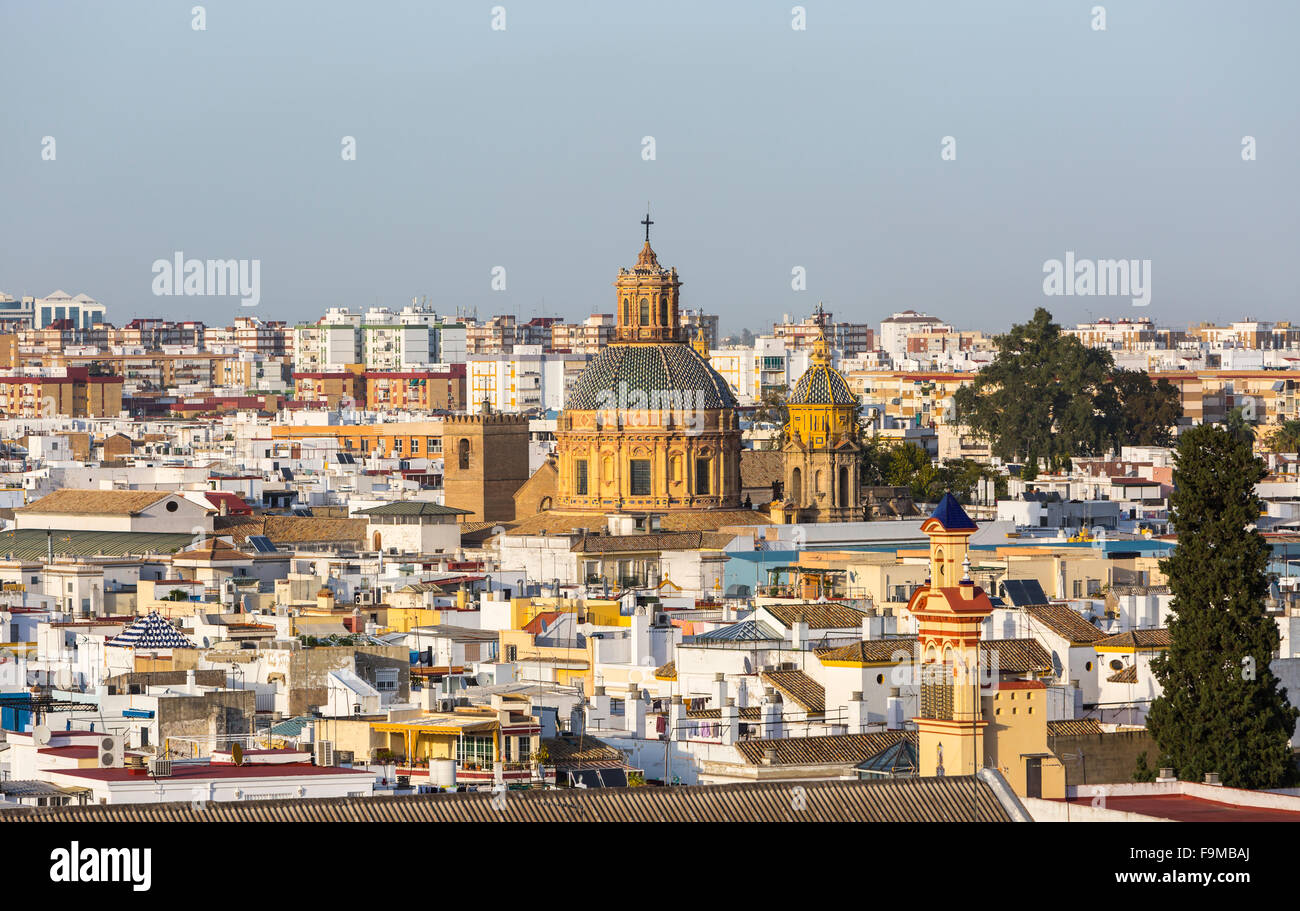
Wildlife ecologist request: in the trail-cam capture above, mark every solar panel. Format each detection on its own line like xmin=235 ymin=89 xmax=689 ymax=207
xmin=247 ymin=535 xmax=277 ymax=553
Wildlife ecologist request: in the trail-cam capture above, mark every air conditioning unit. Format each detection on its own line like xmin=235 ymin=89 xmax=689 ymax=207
xmin=315 ymin=740 xmax=334 ymax=767
xmin=98 ymin=735 xmax=124 ymax=769
xmin=438 ymin=698 xmax=455 ymax=712
xmin=149 ymin=758 xmax=172 ymax=778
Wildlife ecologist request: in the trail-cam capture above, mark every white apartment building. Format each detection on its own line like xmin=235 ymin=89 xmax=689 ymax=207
xmin=295 ymin=306 xmax=466 ymax=373
xmin=878 ymin=311 xmax=950 ymax=362
xmin=35 ymin=290 xmax=106 ymax=330
xmin=709 ymin=338 xmax=812 ymax=405
xmin=467 ymin=346 xmax=588 ymax=413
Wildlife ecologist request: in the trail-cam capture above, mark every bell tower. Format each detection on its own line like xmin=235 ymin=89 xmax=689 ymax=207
xmin=614 ymin=210 xmax=682 ymax=343
xmin=905 ymin=493 xmax=994 ymax=778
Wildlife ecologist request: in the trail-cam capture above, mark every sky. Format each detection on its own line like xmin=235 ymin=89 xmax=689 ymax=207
xmin=1 ymin=0 xmax=1297 ymax=335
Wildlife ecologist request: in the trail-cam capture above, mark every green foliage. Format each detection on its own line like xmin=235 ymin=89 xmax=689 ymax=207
xmin=1145 ymin=423 xmax=1298 ymax=789
xmin=1266 ymin=419 xmax=1300 ymax=454
xmin=1132 ymin=751 xmax=1158 ymax=783
xmin=166 ymin=588 xmax=190 ymax=602
xmin=754 ymin=391 xmax=790 ymax=449
xmin=1221 ymin=407 xmax=1258 ymax=447
xmin=953 ymin=308 xmax=1182 ymax=461
xmin=858 ymin=434 xmax=1000 ymax=505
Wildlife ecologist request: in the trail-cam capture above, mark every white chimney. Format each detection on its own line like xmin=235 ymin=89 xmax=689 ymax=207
xmin=628 ymin=608 xmax=649 ymax=666
xmin=669 ymin=695 xmax=687 ymax=742
xmin=845 ymin=690 xmax=867 ymax=734
xmin=761 ymin=688 xmax=783 ymax=739
xmin=791 ymin=613 xmax=808 ymax=650
xmin=585 ymin=686 xmax=611 ymax=730
xmin=721 ymin=697 xmax=739 ymax=746
xmin=712 ymin=672 xmax=728 ymax=709
xmin=886 ymin=687 xmax=904 ymax=730
xmin=862 ymin=614 xmax=875 ymax=641
xmin=626 ymin=686 xmax=647 ymax=737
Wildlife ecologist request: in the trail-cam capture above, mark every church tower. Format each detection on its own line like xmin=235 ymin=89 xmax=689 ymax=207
xmin=614 ymin=211 xmax=682 ymax=343
xmin=553 ymin=214 xmax=742 ymax=513
xmin=906 ymin=493 xmax=994 ymax=778
xmin=776 ymin=306 xmax=861 ymax=523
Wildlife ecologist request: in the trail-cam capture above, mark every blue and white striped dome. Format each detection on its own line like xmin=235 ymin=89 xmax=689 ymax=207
xmin=107 ymin=611 xmax=197 ymax=649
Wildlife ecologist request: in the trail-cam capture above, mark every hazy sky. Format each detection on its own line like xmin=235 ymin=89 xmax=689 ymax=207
xmin=2 ymin=1 xmax=1296 ymax=334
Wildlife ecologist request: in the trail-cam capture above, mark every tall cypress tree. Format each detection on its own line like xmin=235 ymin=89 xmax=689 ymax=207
xmin=1145 ymin=423 xmax=1298 ymax=788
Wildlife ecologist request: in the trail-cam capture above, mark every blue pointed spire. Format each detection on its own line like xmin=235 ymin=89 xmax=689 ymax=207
xmin=929 ymin=492 xmax=977 ymax=531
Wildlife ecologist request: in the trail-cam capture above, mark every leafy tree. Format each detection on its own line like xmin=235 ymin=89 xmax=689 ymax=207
xmin=1265 ymin=419 xmax=1300 ymax=454
xmin=1221 ymin=407 xmax=1258 ymax=447
xmin=1108 ymin=369 xmax=1182 ymax=448
xmin=954 ymin=308 xmax=1181 ymax=461
xmin=1144 ymin=423 xmax=1297 ymax=789
xmin=754 ymin=391 xmax=790 ymax=449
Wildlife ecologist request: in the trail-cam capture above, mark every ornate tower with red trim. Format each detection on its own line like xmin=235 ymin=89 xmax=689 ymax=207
xmin=905 ymin=493 xmax=994 ymax=777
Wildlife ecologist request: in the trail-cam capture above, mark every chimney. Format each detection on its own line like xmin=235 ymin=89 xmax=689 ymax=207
xmin=761 ymin=747 xmax=777 ymax=766
xmin=721 ymin=697 xmax=739 ymax=746
xmin=626 ymin=686 xmax=647 ymax=737
xmin=669 ymin=695 xmax=687 ymax=742
xmin=712 ymin=672 xmax=727 ymax=709
xmin=1203 ymin=772 xmax=1222 ymax=787
xmin=862 ymin=614 xmax=876 ymax=641
xmin=1156 ymin=767 xmax=1177 ymax=783
xmin=585 ymin=685 xmax=611 ymax=730
xmin=845 ymin=690 xmax=867 ymax=734
xmin=886 ymin=687 xmax=904 ymax=730
xmin=791 ymin=612 xmax=808 ymax=650
xmin=761 ymin=687 xmax=783 ymax=739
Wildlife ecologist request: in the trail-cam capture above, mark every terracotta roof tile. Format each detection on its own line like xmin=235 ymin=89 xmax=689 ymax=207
xmin=760 ymin=670 xmax=826 ymax=714
xmin=1025 ymin=604 xmax=1106 ymax=644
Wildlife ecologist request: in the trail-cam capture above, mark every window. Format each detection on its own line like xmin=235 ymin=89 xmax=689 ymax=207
xmin=630 ymin=459 xmax=651 ymax=496
xmin=458 ymin=438 xmax=470 ymax=469
xmin=456 ymin=735 xmax=494 ymax=766
xmin=639 ymin=299 xmax=650 ymax=324
xmin=695 ymin=458 xmax=710 ymax=494
xmin=610 ymin=698 xmax=625 ymax=716
xmin=575 ymin=459 xmax=588 ymax=495
xmin=375 ymin=668 xmax=398 ymax=691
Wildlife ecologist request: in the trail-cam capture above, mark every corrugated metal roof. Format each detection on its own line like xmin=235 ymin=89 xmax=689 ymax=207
xmin=0 ymin=529 xmax=197 ymax=560
xmin=0 ymin=776 xmax=1016 ymax=823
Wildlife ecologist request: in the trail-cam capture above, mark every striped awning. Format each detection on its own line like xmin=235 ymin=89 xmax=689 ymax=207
xmin=107 ymin=611 xmax=197 ymax=650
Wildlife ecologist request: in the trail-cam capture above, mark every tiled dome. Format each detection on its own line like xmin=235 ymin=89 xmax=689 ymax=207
xmin=566 ymin=343 xmax=737 ymax=411
xmin=789 ymin=363 xmax=856 ymax=406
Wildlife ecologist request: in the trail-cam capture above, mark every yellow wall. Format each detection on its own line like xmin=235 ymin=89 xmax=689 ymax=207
xmin=982 ymin=687 xmax=1067 ymax=799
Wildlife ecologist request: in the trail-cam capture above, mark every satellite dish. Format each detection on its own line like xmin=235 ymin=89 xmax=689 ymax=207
xmin=33 ymin=724 xmax=52 ymax=747
xmin=231 ymin=742 xmax=244 ymax=766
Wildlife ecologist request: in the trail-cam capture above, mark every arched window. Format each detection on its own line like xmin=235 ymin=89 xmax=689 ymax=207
xmin=790 ymin=468 xmax=802 ymax=503
xmin=458 ymin=438 xmax=470 ymax=469
xmin=639 ymin=298 xmax=650 ymax=324
xmin=660 ymin=298 xmax=668 ymax=325
xmin=838 ymin=466 xmax=850 ymax=506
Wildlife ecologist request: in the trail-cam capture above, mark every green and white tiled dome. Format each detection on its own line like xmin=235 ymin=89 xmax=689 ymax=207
xmin=789 ymin=362 xmax=856 ymax=406
xmin=566 ymin=343 xmax=737 ymax=411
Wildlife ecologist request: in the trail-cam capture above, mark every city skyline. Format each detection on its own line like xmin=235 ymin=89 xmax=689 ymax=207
xmin=2 ymin=1 xmax=1297 ymax=332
